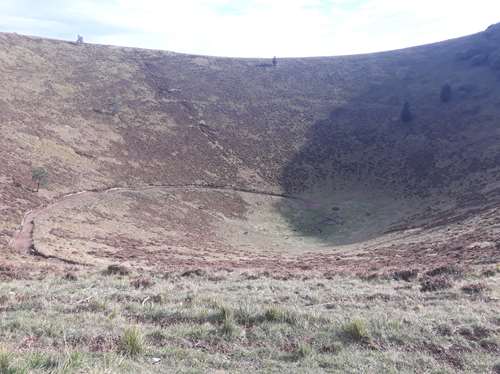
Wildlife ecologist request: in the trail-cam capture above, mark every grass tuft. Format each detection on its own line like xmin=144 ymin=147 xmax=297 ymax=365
xmin=213 ymin=304 xmax=233 ymax=322
xmin=119 ymin=327 xmax=145 ymax=358
xmin=61 ymin=351 xmax=83 ymax=371
xmin=263 ymin=306 xmax=297 ymax=325
xmin=0 ymin=351 xmax=12 ymax=374
xmin=220 ymin=318 xmax=239 ymax=338
xmin=214 ymin=304 xmax=240 ymax=338
xmin=0 ymin=351 xmax=23 ymax=374
xmin=26 ymin=352 xmax=58 ymax=370
xmin=342 ymin=319 xmax=370 ymax=342
xmin=293 ymin=342 xmax=313 ymax=360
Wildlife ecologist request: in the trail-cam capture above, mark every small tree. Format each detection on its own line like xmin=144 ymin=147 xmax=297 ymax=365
xmin=272 ymin=56 xmax=277 ymax=67
xmin=31 ymin=167 xmax=48 ymax=192
xmin=76 ymin=35 xmax=84 ymax=45
xmin=400 ymin=101 xmax=413 ymax=123
xmin=440 ymin=84 xmax=452 ymax=103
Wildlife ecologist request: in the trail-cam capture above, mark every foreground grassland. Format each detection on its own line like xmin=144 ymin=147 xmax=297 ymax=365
xmin=0 ymin=266 xmax=498 ymax=373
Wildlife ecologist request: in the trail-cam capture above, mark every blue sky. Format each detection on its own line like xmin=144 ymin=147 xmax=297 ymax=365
xmin=0 ymin=0 xmax=499 ymax=57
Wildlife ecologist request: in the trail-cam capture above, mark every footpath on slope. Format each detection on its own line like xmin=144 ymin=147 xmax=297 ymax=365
xmin=10 ymin=184 xmax=301 ymax=265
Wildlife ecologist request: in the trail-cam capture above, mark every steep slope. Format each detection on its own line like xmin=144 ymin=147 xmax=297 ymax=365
xmin=1 ymin=24 xmax=499 ymax=273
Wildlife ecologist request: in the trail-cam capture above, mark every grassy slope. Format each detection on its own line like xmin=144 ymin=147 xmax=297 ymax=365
xmin=0 ymin=266 xmax=498 ymax=373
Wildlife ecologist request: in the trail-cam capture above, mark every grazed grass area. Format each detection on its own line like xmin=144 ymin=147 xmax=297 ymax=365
xmin=0 ymin=266 xmax=498 ymax=373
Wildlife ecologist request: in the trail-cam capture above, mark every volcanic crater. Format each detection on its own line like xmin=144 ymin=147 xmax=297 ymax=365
xmin=1 ymin=24 xmax=500 ymax=274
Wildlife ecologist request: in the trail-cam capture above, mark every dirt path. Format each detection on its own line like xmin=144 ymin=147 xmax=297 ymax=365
xmin=11 ymin=211 xmax=35 ymax=253
xmin=10 ymin=184 xmax=300 ymax=264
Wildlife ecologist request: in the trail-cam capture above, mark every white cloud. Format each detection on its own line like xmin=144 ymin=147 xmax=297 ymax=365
xmin=0 ymin=0 xmax=499 ymax=57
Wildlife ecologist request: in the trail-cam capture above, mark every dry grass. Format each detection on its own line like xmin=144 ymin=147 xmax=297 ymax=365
xmin=0 ymin=266 xmax=497 ymax=373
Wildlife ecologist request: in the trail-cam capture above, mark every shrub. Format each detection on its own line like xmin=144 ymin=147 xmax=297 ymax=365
xmin=440 ymin=84 xmax=452 ymax=103
xmin=103 ymin=264 xmax=130 ymax=276
xmin=392 ymin=269 xmax=418 ymax=282
xmin=461 ymin=283 xmax=489 ymax=295
xmin=31 ymin=167 xmax=48 ymax=192
xmin=400 ymin=102 xmax=413 ymax=122
xmin=425 ymin=265 xmax=463 ymax=279
xmin=420 ymin=276 xmax=453 ymax=292
xmin=130 ymin=277 xmax=153 ymax=289
xmin=63 ymin=272 xmax=78 ymax=281
xmin=181 ymin=269 xmax=206 ymax=277
xmin=119 ymin=327 xmax=144 ymax=357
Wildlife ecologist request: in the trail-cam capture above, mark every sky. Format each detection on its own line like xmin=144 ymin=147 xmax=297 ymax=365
xmin=0 ymin=0 xmax=499 ymax=57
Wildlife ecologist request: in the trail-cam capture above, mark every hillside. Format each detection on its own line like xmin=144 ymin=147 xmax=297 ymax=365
xmin=0 ymin=25 xmax=500 ymax=275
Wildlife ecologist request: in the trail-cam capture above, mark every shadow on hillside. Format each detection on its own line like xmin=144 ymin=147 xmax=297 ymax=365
xmin=276 ymin=99 xmax=421 ymax=246
xmin=276 ymin=57 xmax=500 ymax=245
xmin=275 ymin=79 xmax=490 ymax=245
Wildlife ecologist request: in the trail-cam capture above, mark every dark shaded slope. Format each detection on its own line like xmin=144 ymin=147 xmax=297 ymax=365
xmin=279 ymin=25 xmax=500 ymax=244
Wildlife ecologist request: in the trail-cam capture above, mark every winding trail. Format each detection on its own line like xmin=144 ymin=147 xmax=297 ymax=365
xmin=10 ymin=183 xmax=301 ymax=265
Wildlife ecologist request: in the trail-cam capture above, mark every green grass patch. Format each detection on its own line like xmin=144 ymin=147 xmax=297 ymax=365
xmin=263 ymin=306 xmax=298 ymax=325
xmin=342 ymin=319 xmax=370 ymax=343
xmin=119 ymin=327 xmax=145 ymax=358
